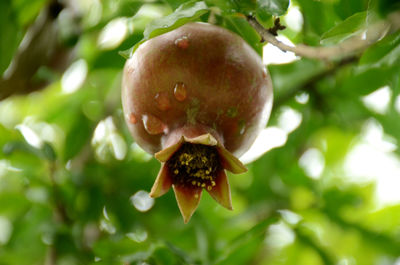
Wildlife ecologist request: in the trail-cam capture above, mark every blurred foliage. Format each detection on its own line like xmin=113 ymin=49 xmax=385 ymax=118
xmin=1 ymin=0 xmax=400 ymax=265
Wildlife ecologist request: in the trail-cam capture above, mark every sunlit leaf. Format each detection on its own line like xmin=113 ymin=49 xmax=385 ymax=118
xmin=359 ymin=30 xmax=400 ymax=67
xmin=257 ymin=0 xmax=290 ymax=16
xmin=120 ymin=1 xmax=208 ymax=58
xmin=144 ymin=1 xmax=207 ymax=39
xmin=321 ymin=12 xmax=367 ymax=44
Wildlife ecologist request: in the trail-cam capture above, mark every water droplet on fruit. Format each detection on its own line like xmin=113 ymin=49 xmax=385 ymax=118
xmin=174 ymin=82 xmax=187 ymax=101
xmin=154 ymin=92 xmax=171 ymax=111
xmin=129 ymin=113 xmax=137 ymax=124
xmin=174 ymin=36 xmax=189 ymax=49
xmin=239 ymin=120 xmax=246 ymax=135
xmin=262 ymin=70 xmax=267 ymax=78
xmin=142 ymin=114 xmax=168 ymax=135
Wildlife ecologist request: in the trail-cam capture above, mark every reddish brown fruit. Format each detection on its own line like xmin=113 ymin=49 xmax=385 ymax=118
xmin=122 ymin=22 xmax=273 ymax=223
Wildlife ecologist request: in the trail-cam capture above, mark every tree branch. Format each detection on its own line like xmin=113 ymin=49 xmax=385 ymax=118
xmin=0 ymin=0 xmax=75 ymax=101
xmin=295 ymin=226 xmax=335 ymax=265
xmin=49 ymin=161 xmax=72 ymax=224
xmin=248 ymin=11 xmax=400 ymax=61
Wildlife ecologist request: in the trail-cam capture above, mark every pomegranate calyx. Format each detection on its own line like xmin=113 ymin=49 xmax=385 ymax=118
xmin=155 ymin=133 xmax=218 ymax=162
xmin=217 ymin=145 xmax=247 ymax=174
xmin=173 ymin=184 xmax=202 ymax=224
xmin=207 ymin=169 xmax=233 ymax=210
xmin=149 ymin=163 xmax=172 ymax=198
xmin=150 ymin=132 xmax=245 ymax=222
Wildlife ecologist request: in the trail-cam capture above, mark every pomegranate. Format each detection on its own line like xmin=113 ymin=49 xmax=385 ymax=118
xmin=122 ymin=22 xmax=273 ymax=223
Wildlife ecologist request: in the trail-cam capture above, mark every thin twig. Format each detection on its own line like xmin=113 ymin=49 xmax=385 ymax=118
xmin=248 ymin=13 xmax=400 ymax=60
xmin=295 ymin=226 xmax=335 ymax=265
xmin=49 ymin=161 xmax=71 ymax=224
xmin=0 ymin=0 xmax=76 ymax=101
xmin=45 ymin=246 xmax=57 ymax=265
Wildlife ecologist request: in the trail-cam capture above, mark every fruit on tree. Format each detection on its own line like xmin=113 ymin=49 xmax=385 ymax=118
xmin=122 ymin=22 xmax=273 ymax=223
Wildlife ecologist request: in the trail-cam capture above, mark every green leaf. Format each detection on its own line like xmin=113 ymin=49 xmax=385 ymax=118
xmin=376 ymin=0 xmax=400 ymax=16
xmin=0 ymin=0 xmax=20 ymax=75
xmin=122 ymin=1 xmax=208 ymax=58
xmin=114 ymin=1 xmax=144 ymax=18
xmin=163 ymin=0 xmax=190 ymax=10
xmin=207 ymin=0 xmax=256 ymax=15
xmin=233 ymin=0 xmax=257 ymax=15
xmin=255 ymin=11 xmax=274 ymax=29
xmin=342 ymin=31 xmax=400 ymax=95
xmin=366 ymin=204 xmax=400 ymax=233
xmin=333 ymin=0 xmax=369 ymax=20
xmin=223 ymin=15 xmax=263 ymax=56
xmin=63 ymin=112 xmax=93 ymax=161
xmin=0 ymin=193 xmax=30 ymax=218
xmin=343 ymin=66 xmax=397 ymax=96
xmin=164 ymin=242 xmax=196 ymax=264
xmin=359 ymin=30 xmax=400 ymax=67
xmin=205 ymin=0 xmax=235 ymax=13
xmin=268 ymin=58 xmax=326 ymax=99
xmin=214 ymin=216 xmax=279 ymax=264
xmin=12 ymin=0 xmax=47 ymax=26
xmin=41 ymin=142 xmax=56 ymax=161
xmin=144 ymin=0 xmax=208 ymax=39
xmin=257 ymin=0 xmax=290 ymax=16
xmin=297 ymin=0 xmax=341 ymax=39
xmin=119 ymin=47 xmax=133 ymax=60
xmin=3 ymin=140 xmax=56 ymax=161
xmin=321 ymin=12 xmax=367 ymax=44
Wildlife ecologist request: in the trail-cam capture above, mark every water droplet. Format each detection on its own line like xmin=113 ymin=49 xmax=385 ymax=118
xmin=262 ymin=70 xmax=267 ymax=78
xmin=142 ymin=114 xmax=168 ymax=135
xmin=130 ymin=190 xmax=155 ymax=212
xmin=174 ymin=82 xmax=187 ymax=101
xmin=129 ymin=113 xmax=137 ymax=124
xmin=154 ymin=92 xmax=171 ymax=111
xmin=239 ymin=120 xmax=246 ymax=135
xmin=295 ymin=92 xmax=309 ymax=104
xmin=174 ymin=36 xmax=189 ymax=49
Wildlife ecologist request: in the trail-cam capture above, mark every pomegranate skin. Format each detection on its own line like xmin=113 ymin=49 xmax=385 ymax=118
xmin=122 ymin=22 xmax=273 ymax=157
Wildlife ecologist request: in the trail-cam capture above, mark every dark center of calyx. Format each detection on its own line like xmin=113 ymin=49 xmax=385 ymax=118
xmin=167 ymin=143 xmax=220 ymax=190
